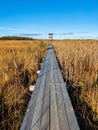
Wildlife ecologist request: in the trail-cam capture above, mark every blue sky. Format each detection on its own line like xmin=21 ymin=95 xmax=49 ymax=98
xmin=0 ymin=0 xmax=97 ymax=39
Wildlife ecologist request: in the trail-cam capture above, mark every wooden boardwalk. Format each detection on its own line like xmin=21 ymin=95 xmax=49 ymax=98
xmin=20 ymin=45 xmax=80 ymax=130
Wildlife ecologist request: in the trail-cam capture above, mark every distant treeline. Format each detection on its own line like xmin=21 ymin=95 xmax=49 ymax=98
xmin=0 ymin=36 xmax=33 ymax=40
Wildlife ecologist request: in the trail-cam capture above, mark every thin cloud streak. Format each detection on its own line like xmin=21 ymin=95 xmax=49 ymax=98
xmin=77 ymin=32 xmax=90 ymax=34
xmin=47 ymin=32 xmax=75 ymax=35
xmin=59 ymin=32 xmax=74 ymax=35
xmin=0 ymin=26 xmax=23 ymax=32
xmin=20 ymin=33 xmax=42 ymax=36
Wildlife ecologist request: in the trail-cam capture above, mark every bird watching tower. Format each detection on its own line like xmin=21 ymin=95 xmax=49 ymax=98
xmin=48 ymin=33 xmax=53 ymax=45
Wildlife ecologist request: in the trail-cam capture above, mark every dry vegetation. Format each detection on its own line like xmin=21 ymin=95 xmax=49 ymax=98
xmin=52 ymin=40 xmax=98 ymax=129
xmin=0 ymin=39 xmax=98 ymax=130
xmin=0 ymin=40 xmax=48 ymax=130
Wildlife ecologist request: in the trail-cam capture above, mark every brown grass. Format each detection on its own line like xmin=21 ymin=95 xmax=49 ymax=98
xmin=0 ymin=40 xmax=48 ymax=130
xmin=52 ymin=39 xmax=98 ymax=129
xmin=0 ymin=39 xmax=98 ymax=129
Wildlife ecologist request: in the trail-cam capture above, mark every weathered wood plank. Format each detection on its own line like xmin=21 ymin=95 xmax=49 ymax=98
xmin=20 ymin=62 xmax=45 ymax=130
xmin=58 ymin=67 xmax=80 ymax=130
xmin=20 ymin=45 xmax=80 ymax=130
xmin=54 ymin=61 xmax=70 ymax=130
xmin=40 ymin=57 xmax=51 ymax=130
xmin=29 ymin=52 xmax=50 ymax=130
xmin=20 ymin=52 xmax=48 ymax=130
xmin=50 ymin=52 xmax=60 ymax=130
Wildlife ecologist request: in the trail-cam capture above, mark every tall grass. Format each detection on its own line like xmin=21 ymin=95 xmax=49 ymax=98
xmin=0 ymin=40 xmax=48 ymax=130
xmin=53 ymin=40 xmax=98 ymax=129
xmin=0 ymin=39 xmax=98 ymax=129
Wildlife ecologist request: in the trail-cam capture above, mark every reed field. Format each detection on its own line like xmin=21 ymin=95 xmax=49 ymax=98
xmin=0 ymin=39 xmax=98 ymax=130
xmin=52 ymin=40 xmax=98 ymax=129
xmin=0 ymin=40 xmax=48 ymax=130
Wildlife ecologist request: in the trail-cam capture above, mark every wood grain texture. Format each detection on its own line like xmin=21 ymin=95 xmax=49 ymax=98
xmin=20 ymin=45 xmax=80 ymax=130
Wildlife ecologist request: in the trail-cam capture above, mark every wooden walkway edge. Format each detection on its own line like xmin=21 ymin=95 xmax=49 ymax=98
xmin=20 ymin=45 xmax=80 ymax=130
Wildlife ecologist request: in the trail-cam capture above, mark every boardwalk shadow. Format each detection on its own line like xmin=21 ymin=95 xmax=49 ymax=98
xmin=68 ymin=86 xmax=98 ymax=130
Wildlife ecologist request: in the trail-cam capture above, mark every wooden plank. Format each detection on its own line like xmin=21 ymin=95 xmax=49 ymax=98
xmin=53 ymin=58 xmax=70 ymax=130
xmin=20 ymin=66 xmax=44 ymax=130
xmin=49 ymin=48 xmax=80 ymax=130
xmin=20 ymin=45 xmax=80 ymax=130
xmin=40 ymin=57 xmax=51 ymax=130
xmin=20 ymin=53 xmax=48 ymax=130
xmin=50 ymin=50 xmax=60 ymax=130
xmin=58 ymin=67 xmax=80 ymax=130
xmin=29 ymin=52 xmax=49 ymax=130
